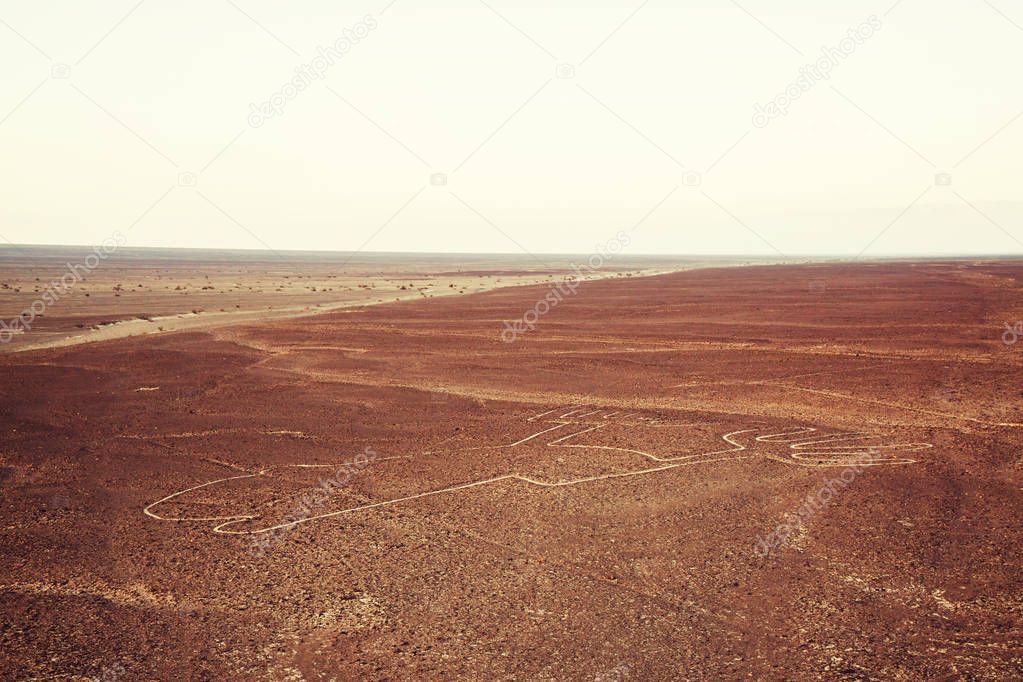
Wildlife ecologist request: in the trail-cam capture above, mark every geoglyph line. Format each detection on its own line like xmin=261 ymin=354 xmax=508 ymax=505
xmin=143 ymin=407 xmax=931 ymax=537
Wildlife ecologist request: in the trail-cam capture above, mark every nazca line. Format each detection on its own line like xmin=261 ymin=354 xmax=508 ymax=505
xmin=144 ymin=407 xmax=930 ymax=536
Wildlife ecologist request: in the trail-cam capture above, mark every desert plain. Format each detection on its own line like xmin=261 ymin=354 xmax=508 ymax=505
xmin=1 ymin=252 xmax=1021 ymax=680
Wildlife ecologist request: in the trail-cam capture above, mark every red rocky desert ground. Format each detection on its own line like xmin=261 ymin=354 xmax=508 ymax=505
xmin=1 ymin=259 xmax=1021 ymax=680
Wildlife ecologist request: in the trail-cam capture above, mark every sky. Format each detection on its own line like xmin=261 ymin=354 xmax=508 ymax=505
xmin=1 ymin=0 xmax=1021 ymax=256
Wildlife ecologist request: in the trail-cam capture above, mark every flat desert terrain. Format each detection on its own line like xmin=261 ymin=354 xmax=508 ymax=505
xmin=1 ymin=258 xmax=1022 ymax=680
xmin=0 ymin=247 xmax=718 ymax=352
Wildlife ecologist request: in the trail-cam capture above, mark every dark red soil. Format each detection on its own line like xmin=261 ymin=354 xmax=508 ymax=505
xmin=2 ymin=261 xmax=1021 ymax=680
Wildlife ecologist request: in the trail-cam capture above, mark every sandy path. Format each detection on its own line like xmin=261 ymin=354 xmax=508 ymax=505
xmin=7 ymin=268 xmax=686 ymax=353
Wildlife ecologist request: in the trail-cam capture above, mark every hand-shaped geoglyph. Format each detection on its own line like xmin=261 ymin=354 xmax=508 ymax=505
xmin=143 ymin=404 xmax=931 ymax=537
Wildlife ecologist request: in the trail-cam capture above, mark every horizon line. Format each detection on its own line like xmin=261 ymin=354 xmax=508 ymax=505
xmin=1 ymin=242 xmax=1022 ymax=260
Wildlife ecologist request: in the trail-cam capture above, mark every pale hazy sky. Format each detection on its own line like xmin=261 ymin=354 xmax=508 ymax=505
xmin=1 ymin=0 xmax=1021 ymax=255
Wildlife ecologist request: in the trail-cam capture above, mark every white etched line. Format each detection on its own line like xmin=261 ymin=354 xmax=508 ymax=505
xmin=755 ymin=428 xmax=819 ymax=443
xmin=550 ymin=427 xmax=756 ymax=463
xmin=143 ymin=413 xmax=932 ymax=538
xmin=507 ymin=422 xmax=571 ymax=446
xmin=144 ymin=473 xmax=260 ymax=523
xmin=527 ymin=406 xmax=564 ymax=422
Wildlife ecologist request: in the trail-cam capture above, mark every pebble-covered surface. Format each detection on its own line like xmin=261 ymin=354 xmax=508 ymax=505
xmin=1 ymin=260 xmax=1021 ymax=680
